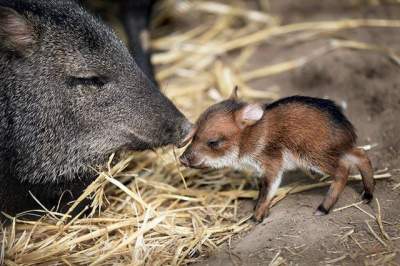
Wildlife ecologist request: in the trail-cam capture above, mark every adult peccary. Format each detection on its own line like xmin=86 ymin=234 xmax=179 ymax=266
xmin=0 ymin=0 xmax=191 ymax=220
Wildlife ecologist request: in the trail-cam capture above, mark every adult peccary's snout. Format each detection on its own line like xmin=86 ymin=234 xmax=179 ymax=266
xmin=119 ymin=82 xmax=193 ymax=150
xmin=0 ymin=0 xmax=190 ymax=218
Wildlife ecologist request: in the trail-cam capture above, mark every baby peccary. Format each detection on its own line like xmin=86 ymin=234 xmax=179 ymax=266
xmin=179 ymin=88 xmax=374 ymax=222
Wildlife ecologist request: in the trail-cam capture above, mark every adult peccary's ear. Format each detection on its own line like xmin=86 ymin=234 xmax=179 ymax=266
xmin=0 ymin=7 xmax=35 ymax=55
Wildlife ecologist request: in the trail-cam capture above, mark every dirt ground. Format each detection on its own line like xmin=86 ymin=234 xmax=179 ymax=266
xmin=196 ymin=1 xmax=400 ymax=265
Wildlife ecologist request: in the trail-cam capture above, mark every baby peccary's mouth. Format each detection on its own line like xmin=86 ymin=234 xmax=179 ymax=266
xmin=190 ymin=159 xmax=207 ymax=169
xmin=179 ymin=156 xmax=206 ymax=169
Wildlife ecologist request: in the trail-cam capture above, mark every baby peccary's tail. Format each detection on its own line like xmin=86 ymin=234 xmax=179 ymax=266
xmin=347 ymin=148 xmax=375 ymax=202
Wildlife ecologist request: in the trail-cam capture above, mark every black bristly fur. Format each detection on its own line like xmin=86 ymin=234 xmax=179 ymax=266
xmin=0 ymin=0 xmax=189 ymax=220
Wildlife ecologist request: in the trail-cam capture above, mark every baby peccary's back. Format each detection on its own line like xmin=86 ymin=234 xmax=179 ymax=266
xmin=264 ymin=96 xmax=357 ymax=171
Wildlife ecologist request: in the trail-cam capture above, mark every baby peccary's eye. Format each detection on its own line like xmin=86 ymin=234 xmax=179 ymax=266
xmin=207 ymin=138 xmax=223 ymax=149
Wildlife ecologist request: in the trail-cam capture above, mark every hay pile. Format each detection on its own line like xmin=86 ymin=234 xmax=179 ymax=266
xmin=0 ymin=1 xmax=397 ymax=265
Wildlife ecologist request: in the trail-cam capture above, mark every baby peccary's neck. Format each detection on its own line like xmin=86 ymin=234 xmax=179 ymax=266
xmin=236 ymin=122 xmax=268 ymax=175
xmin=236 ymin=154 xmax=265 ymax=176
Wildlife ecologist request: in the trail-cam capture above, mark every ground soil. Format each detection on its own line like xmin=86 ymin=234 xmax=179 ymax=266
xmin=197 ymin=1 xmax=400 ymax=265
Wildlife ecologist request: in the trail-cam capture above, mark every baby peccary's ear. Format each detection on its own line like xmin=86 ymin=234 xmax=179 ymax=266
xmin=229 ymin=85 xmax=239 ymax=100
xmin=235 ymin=103 xmax=264 ymax=129
xmin=0 ymin=7 xmax=35 ymax=55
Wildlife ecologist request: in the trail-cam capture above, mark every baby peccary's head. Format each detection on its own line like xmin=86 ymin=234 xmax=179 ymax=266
xmin=179 ymin=87 xmax=264 ymax=169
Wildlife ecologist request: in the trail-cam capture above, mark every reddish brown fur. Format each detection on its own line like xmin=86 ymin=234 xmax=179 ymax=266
xmin=180 ymin=94 xmax=375 ymax=222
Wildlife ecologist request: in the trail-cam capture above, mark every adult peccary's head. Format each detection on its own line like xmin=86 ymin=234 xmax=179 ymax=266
xmin=0 ymin=0 xmax=191 ymax=184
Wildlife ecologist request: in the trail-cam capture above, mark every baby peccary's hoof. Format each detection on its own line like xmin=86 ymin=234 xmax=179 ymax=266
xmin=362 ymin=191 xmax=373 ymax=203
xmin=314 ymin=204 xmax=329 ymax=216
xmin=252 ymin=214 xmax=267 ymax=224
xmin=253 ymin=209 xmax=269 ymax=223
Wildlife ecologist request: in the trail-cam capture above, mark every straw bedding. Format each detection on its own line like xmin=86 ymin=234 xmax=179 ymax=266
xmin=0 ymin=1 xmax=397 ymax=265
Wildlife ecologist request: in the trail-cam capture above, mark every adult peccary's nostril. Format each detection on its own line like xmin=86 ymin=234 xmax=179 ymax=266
xmin=176 ymin=122 xmax=197 ymax=148
xmin=180 ymin=121 xmax=193 ymax=139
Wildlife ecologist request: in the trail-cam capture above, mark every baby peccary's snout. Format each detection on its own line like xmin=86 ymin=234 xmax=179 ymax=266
xmin=179 ymin=149 xmax=194 ymax=168
xmin=179 ymin=147 xmax=205 ymax=169
xmin=179 ymin=155 xmax=190 ymax=167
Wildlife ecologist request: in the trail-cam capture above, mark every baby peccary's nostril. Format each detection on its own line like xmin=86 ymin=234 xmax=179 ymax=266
xmin=179 ymin=155 xmax=189 ymax=167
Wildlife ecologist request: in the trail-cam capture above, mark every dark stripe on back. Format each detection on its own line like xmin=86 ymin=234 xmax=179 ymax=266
xmin=264 ymin=95 xmax=356 ymax=141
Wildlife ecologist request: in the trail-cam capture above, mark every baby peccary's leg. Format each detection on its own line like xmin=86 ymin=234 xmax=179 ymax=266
xmin=315 ymin=159 xmax=350 ymax=215
xmin=254 ymin=161 xmax=283 ymax=222
xmin=348 ymin=148 xmax=375 ymax=202
xmin=254 ymin=178 xmax=268 ymax=212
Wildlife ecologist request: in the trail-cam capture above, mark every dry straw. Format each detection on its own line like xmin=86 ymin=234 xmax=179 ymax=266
xmin=1 ymin=0 xmax=398 ymax=265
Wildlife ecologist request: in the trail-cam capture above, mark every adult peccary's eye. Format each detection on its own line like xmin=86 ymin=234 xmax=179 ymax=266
xmin=67 ymin=76 xmax=107 ymax=88
xmin=207 ymin=138 xmax=223 ymax=149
